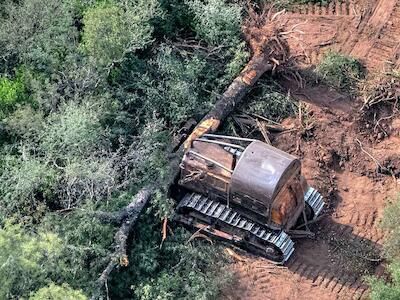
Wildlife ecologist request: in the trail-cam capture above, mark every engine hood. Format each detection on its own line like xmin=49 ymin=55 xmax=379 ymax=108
xmin=230 ymin=141 xmax=301 ymax=204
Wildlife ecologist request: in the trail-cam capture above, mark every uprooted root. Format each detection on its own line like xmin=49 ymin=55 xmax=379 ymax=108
xmin=243 ymin=3 xmax=291 ymax=67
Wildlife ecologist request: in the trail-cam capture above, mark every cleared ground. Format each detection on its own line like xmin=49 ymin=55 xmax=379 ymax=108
xmin=223 ymin=1 xmax=400 ymax=299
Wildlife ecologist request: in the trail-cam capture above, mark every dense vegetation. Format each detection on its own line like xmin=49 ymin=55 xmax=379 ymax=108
xmin=0 ymin=0 xmax=247 ymax=298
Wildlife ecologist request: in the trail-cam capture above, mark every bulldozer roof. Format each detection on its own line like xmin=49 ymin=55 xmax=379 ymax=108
xmin=230 ymin=141 xmax=301 ymax=204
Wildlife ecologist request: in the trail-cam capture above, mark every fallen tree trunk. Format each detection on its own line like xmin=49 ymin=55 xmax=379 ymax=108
xmin=90 ymin=54 xmax=273 ymax=299
xmin=90 ymin=187 xmax=153 ymax=300
xmin=91 ymin=7 xmax=291 ymax=297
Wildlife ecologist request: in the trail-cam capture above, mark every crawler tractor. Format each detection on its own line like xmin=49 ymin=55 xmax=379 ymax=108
xmin=173 ymin=134 xmax=325 ymax=264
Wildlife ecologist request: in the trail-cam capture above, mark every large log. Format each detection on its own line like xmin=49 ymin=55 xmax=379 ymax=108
xmin=90 ymin=54 xmax=273 ymax=299
xmin=91 ymin=6 xmax=291 ymax=295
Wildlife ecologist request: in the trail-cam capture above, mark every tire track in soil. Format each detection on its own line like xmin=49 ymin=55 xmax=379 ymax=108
xmin=222 ymin=81 xmax=399 ymax=300
xmin=283 ymin=0 xmax=400 ymax=70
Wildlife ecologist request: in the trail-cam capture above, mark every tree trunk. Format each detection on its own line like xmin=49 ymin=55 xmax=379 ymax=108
xmin=90 ymin=187 xmax=153 ymax=300
xmin=91 ymin=54 xmax=273 ymax=299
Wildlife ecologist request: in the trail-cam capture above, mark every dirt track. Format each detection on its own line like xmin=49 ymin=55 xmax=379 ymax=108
xmin=223 ymin=83 xmax=399 ymax=300
xmin=222 ymin=1 xmax=400 ymax=299
xmin=285 ymin=0 xmax=400 ymax=70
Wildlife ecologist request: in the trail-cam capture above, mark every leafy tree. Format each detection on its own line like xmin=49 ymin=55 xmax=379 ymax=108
xmin=0 ymin=0 xmax=77 ymax=73
xmin=0 ymin=154 xmax=57 ymax=220
xmin=186 ymin=0 xmax=242 ymax=46
xmin=29 ymin=283 xmax=88 ymax=300
xmin=0 ymin=0 xmax=249 ymax=298
xmin=4 ymin=105 xmax=44 ymax=141
xmin=81 ymin=1 xmax=162 ymax=66
xmin=0 ymin=70 xmax=28 ymax=119
xmin=0 ymin=222 xmax=63 ymax=298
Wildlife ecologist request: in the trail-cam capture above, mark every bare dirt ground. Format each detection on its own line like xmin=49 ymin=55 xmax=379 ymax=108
xmin=222 ymin=83 xmax=399 ymax=300
xmin=285 ymin=0 xmax=400 ymax=71
xmin=222 ymin=1 xmax=400 ymax=299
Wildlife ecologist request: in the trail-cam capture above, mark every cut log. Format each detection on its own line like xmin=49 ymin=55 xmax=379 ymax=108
xmin=91 ymin=7 xmax=291 ymax=297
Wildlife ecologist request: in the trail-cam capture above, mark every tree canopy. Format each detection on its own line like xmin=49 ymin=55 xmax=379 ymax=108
xmin=0 ymin=0 xmax=246 ymax=298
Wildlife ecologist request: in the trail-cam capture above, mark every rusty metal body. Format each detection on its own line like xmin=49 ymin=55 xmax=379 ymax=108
xmin=176 ymin=134 xmax=324 ymax=263
xmin=179 ymin=137 xmax=307 ymax=231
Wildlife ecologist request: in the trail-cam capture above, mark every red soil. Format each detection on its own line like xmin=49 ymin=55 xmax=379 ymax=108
xmin=284 ymin=0 xmax=400 ymax=71
xmin=222 ymin=81 xmax=399 ymax=300
xmin=222 ymin=2 xmax=400 ymax=299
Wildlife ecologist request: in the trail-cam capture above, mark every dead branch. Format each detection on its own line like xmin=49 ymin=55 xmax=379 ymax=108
xmin=256 ymin=119 xmax=272 ymax=144
xmin=355 ymin=139 xmax=384 ymax=170
xmin=91 ymin=187 xmax=153 ymax=300
xmin=92 ymin=6 xmax=295 ymax=298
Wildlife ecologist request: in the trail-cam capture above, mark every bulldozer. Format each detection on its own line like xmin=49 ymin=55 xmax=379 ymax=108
xmin=173 ymin=133 xmax=325 ymax=264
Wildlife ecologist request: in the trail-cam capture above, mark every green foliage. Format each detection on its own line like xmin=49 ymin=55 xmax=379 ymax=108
xmin=378 ymin=194 xmax=400 ymax=261
xmin=0 ymin=155 xmax=57 ymax=219
xmin=368 ymin=195 xmax=400 ymax=298
xmin=4 ymin=105 xmax=44 ymax=141
xmin=241 ymin=81 xmax=298 ymax=122
xmin=315 ymin=51 xmax=364 ymax=92
xmin=0 ymin=0 xmax=77 ymax=73
xmin=0 ymin=0 xmax=248 ymax=298
xmin=368 ymin=262 xmax=400 ymax=300
xmin=109 ymin=213 xmax=233 ymax=299
xmin=186 ymin=0 xmax=242 ymax=46
xmin=219 ymin=41 xmax=251 ymax=85
xmin=81 ymin=1 xmax=161 ymax=66
xmin=29 ymin=283 xmax=88 ymax=300
xmin=39 ymin=210 xmax=115 ymax=292
xmin=146 ymin=46 xmax=210 ymax=126
xmin=0 ymin=71 xmax=28 ymax=118
xmin=0 ymin=222 xmax=63 ymax=299
xmin=40 ymin=101 xmax=105 ymax=158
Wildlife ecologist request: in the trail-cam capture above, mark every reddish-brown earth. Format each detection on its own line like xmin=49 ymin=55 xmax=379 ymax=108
xmin=222 ymin=82 xmax=399 ymax=300
xmin=221 ymin=2 xmax=400 ymax=298
xmin=284 ymin=0 xmax=400 ymax=71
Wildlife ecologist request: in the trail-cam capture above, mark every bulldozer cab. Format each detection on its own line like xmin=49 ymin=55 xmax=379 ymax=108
xmin=179 ymin=135 xmax=307 ymax=230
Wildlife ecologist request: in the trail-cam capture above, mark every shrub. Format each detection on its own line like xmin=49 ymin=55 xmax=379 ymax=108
xmin=186 ymin=0 xmax=242 ymax=46
xmin=126 ymin=46 xmax=211 ymax=127
xmin=0 ymin=155 xmax=57 ymax=219
xmin=29 ymin=283 xmax=87 ymax=300
xmin=369 ymin=262 xmax=400 ymax=300
xmin=0 ymin=222 xmax=63 ymax=299
xmin=4 ymin=105 xmax=44 ymax=141
xmin=39 ymin=210 xmax=115 ymax=293
xmin=0 ymin=72 xmax=28 ymax=119
xmin=315 ymin=51 xmax=364 ymax=92
xmin=81 ymin=1 xmax=161 ymax=66
xmin=368 ymin=195 xmax=400 ymax=298
xmin=378 ymin=194 xmax=400 ymax=261
xmin=40 ymin=101 xmax=106 ymax=158
xmin=0 ymin=0 xmax=77 ymax=73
